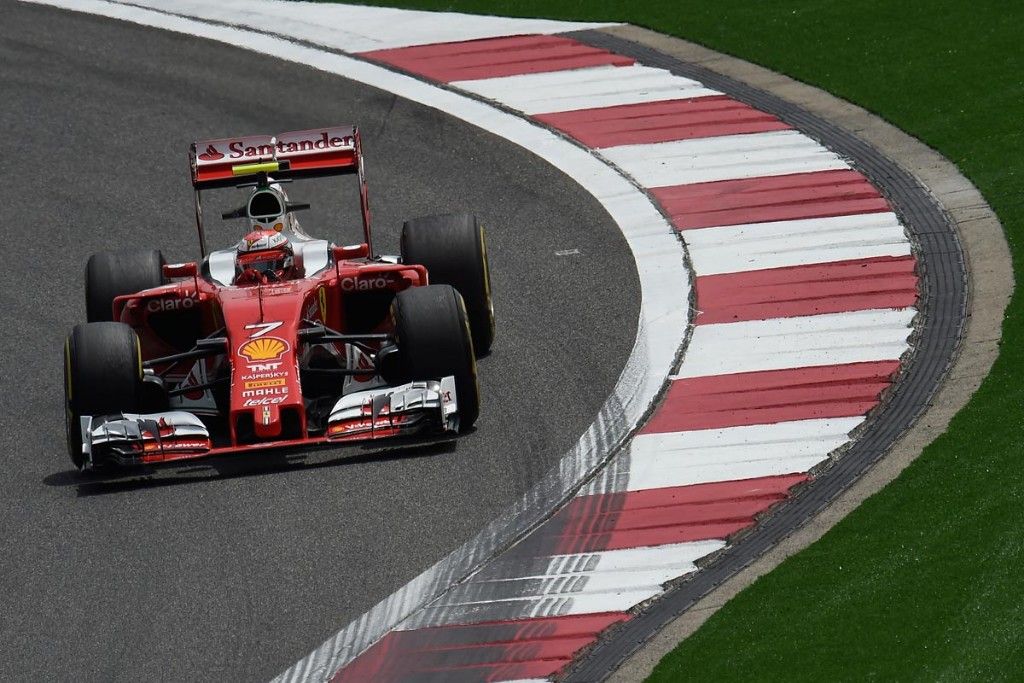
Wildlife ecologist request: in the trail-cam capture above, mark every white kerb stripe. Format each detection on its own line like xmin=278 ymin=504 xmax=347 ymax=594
xmin=119 ymin=0 xmax=615 ymax=52
xmin=479 ymin=541 xmax=725 ymax=580
xmin=675 ymin=308 xmax=916 ymax=378
xmin=685 ymin=212 xmax=912 ymax=276
xmin=622 ymin=418 xmax=864 ymax=492
xmin=408 ymin=589 xmax=662 ymax=628
xmin=404 ymin=543 xmax=726 ymax=630
xmin=600 ymin=129 xmax=850 ymax=187
xmin=453 ymin=64 xmax=720 ymax=114
xmin=438 ymin=568 xmax=687 ymax=608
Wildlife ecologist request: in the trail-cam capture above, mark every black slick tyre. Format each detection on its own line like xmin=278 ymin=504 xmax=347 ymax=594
xmin=85 ymin=249 xmax=166 ymax=322
xmin=400 ymin=213 xmax=494 ymax=355
xmin=392 ymin=284 xmax=480 ymax=430
xmin=64 ymin=322 xmax=143 ymax=468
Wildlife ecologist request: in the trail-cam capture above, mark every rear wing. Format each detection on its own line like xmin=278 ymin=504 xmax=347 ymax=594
xmin=190 ymin=126 xmax=360 ymax=188
xmin=188 ymin=125 xmax=373 ymax=256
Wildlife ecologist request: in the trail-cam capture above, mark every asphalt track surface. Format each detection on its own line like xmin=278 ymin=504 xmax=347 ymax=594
xmin=0 ymin=2 xmax=640 ymax=680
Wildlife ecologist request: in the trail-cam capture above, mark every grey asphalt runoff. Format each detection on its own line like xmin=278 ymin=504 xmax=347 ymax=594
xmin=0 ymin=2 xmax=640 ymax=681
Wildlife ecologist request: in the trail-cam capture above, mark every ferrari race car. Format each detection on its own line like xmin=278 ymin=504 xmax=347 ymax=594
xmin=63 ymin=125 xmax=494 ymax=471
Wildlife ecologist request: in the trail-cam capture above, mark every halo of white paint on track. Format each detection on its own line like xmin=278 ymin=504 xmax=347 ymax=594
xmin=21 ymin=2 xmax=925 ymax=682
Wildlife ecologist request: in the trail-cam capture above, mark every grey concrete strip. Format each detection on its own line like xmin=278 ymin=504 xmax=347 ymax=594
xmin=589 ymin=25 xmax=1013 ymax=682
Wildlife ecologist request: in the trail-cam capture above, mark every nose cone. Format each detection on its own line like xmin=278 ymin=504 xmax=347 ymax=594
xmin=253 ymin=403 xmax=283 ymax=438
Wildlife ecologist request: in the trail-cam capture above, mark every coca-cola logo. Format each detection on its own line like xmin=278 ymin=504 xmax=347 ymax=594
xmin=198 ymin=144 xmax=224 ymax=161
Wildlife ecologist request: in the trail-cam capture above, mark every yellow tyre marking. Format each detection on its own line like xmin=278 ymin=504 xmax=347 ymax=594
xmin=457 ymin=293 xmax=480 ymax=392
xmin=136 ymin=335 xmax=143 ymax=380
xmin=478 ymin=225 xmax=495 ymax=334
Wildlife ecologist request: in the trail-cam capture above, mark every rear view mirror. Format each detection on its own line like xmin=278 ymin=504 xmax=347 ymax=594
xmin=332 ymin=244 xmax=369 ymax=261
xmin=163 ymin=262 xmax=198 ymax=278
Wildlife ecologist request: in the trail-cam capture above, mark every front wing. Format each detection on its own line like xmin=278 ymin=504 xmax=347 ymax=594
xmin=78 ymin=377 xmax=458 ymax=469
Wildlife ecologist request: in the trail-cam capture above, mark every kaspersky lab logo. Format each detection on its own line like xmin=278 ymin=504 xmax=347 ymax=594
xmin=198 ymin=144 xmax=225 ymax=161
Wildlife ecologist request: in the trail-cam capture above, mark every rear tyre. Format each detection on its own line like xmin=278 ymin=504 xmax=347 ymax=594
xmin=86 ymin=249 xmax=166 ymax=322
xmin=392 ymin=285 xmax=480 ymax=430
xmin=400 ymin=213 xmax=494 ymax=355
xmin=64 ymin=322 xmax=143 ymax=468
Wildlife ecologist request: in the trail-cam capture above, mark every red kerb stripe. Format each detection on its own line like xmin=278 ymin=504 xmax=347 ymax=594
xmin=360 ymin=34 xmax=633 ymax=82
xmin=534 ymin=96 xmax=790 ymax=147
xmin=643 ymin=361 xmax=901 ymax=433
xmin=696 ymin=255 xmax=918 ymax=324
xmin=331 ymin=613 xmax=628 ymax=682
xmin=653 ymin=169 xmax=890 ymax=230
xmin=543 ymin=474 xmax=808 ymax=554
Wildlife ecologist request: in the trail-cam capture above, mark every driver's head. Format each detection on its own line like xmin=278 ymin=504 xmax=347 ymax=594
xmin=247 ymin=186 xmax=286 ymax=232
xmin=236 ymin=230 xmax=294 ymax=282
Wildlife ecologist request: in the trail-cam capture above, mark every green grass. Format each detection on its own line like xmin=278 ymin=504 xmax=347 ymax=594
xmin=334 ymin=1 xmax=1024 ymax=678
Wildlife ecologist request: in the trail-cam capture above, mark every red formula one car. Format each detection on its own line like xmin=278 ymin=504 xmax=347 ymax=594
xmin=63 ymin=126 xmax=494 ymax=471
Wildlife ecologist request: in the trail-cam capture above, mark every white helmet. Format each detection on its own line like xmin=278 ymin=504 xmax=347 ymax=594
xmin=236 ymin=229 xmax=294 ymax=282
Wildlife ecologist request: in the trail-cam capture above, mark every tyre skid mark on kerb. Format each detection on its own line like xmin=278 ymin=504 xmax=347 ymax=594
xmin=20 ymin=3 xmax=926 ymax=683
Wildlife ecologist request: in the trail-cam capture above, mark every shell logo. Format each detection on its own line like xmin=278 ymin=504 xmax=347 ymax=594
xmin=239 ymin=337 xmax=289 ymax=362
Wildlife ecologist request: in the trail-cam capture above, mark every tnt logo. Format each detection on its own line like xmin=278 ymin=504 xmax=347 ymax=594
xmin=247 ymin=361 xmax=282 ymax=372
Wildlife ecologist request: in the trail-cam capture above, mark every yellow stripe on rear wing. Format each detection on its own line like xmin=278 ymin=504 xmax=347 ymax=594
xmin=231 ymin=161 xmax=281 ymax=176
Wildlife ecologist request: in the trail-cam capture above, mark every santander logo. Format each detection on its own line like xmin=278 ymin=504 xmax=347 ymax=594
xmin=198 ymin=144 xmax=225 ymax=161
xmin=227 ymin=132 xmax=354 ymax=160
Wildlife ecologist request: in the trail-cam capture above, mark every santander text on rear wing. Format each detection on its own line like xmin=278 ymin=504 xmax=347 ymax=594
xmin=190 ymin=125 xmax=361 ymax=189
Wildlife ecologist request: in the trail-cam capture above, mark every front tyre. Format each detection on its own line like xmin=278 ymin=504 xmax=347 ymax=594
xmin=64 ymin=322 xmax=143 ymax=468
xmin=400 ymin=213 xmax=494 ymax=355
xmin=392 ymin=285 xmax=480 ymax=430
xmin=85 ymin=249 xmax=166 ymax=322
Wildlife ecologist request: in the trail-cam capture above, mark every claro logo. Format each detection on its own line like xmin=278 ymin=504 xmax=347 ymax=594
xmin=147 ymin=296 xmax=196 ymax=312
xmin=340 ymin=276 xmax=393 ymax=292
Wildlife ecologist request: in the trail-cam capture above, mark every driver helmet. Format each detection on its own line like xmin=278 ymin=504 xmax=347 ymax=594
xmin=236 ymin=230 xmax=294 ymax=281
